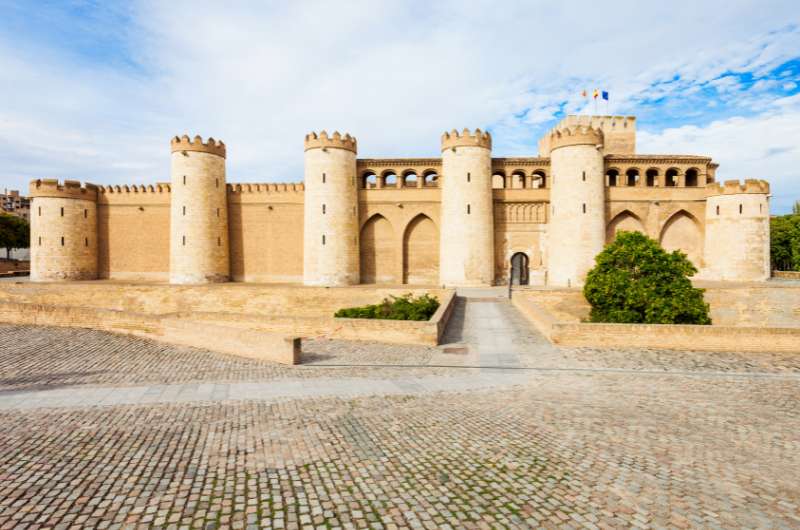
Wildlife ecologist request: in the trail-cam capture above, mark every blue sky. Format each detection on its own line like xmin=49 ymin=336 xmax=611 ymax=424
xmin=1 ymin=0 xmax=799 ymax=212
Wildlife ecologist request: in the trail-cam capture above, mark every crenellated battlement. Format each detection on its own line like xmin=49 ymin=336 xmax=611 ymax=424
xmin=441 ymin=128 xmax=492 ymax=151
xmin=304 ymin=131 xmax=357 ymax=153
xmin=707 ymin=179 xmax=770 ymax=196
xmin=227 ymin=182 xmax=305 ymax=193
xmin=548 ymin=125 xmax=603 ymax=151
xmin=171 ymin=134 xmax=227 ymax=158
xmin=29 ymin=179 xmax=98 ymax=201
xmin=98 ymin=183 xmax=172 ymax=194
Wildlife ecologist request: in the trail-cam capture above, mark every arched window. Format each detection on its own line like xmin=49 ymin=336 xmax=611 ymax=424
xmin=511 ymin=171 xmax=526 ymax=189
xmin=532 ymin=170 xmax=547 ymax=189
xmin=422 ymin=170 xmax=439 ymax=187
xmin=606 ymin=169 xmax=619 ymax=187
xmin=383 ymin=172 xmax=398 ymax=188
xmin=361 ymin=172 xmax=377 ymax=189
xmin=685 ymin=168 xmax=699 ymax=187
xmin=492 ymin=173 xmax=506 ymax=189
xmin=626 ymin=169 xmax=639 ymax=187
xmin=402 ymin=171 xmax=418 ymax=188
xmin=665 ymin=168 xmax=679 ymax=187
xmin=646 ymin=169 xmax=658 ymax=187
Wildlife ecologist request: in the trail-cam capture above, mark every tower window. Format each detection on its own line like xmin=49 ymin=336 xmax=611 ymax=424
xmin=38 ymin=206 xmax=41 ymax=216
xmin=582 ymin=203 xmax=586 ymax=213
xmin=183 ymin=175 xmax=186 ymax=185
xmin=215 ymin=178 xmax=219 ymax=188
xmin=716 ymin=205 xmax=720 ymax=215
xmin=60 ymin=207 xmax=64 ymax=217
xmin=322 ymin=234 xmax=326 ymax=245
xmin=182 ymin=206 xmax=186 ymax=216
xmin=85 ymin=237 xmax=89 ymax=247
xmin=216 ymin=208 xmax=220 ymax=218
xmin=38 ymin=237 xmax=41 ymax=246
xmin=61 ymin=236 xmax=64 ymax=246
xmin=467 ymin=204 xmax=471 ymax=214
xmin=467 ymin=172 xmax=471 ymax=183
xmin=739 ymin=204 xmax=743 ymax=214
xmin=322 ymin=173 xmax=326 ymax=183
xmin=84 ymin=209 xmax=88 ymax=218
xmin=760 ymin=204 xmax=763 ymax=213
xmin=582 ymin=171 xmax=586 ymax=181
xmin=322 ymin=204 xmax=326 ymax=214
xmin=217 ymin=236 xmax=221 ymax=246
xmin=182 ymin=235 xmax=186 ymax=246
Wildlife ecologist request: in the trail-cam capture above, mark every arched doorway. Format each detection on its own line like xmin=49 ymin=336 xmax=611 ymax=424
xmin=360 ymin=214 xmax=396 ymax=283
xmin=606 ymin=210 xmax=645 ymax=243
xmin=403 ymin=214 xmax=439 ymax=284
xmin=660 ymin=211 xmax=702 ymax=268
xmin=510 ymin=252 xmax=529 ymax=286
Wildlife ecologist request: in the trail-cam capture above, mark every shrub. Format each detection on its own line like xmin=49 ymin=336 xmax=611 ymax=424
xmin=583 ymin=231 xmax=711 ymax=325
xmin=771 ymin=212 xmax=800 ymax=271
xmin=335 ymin=293 xmax=440 ymax=321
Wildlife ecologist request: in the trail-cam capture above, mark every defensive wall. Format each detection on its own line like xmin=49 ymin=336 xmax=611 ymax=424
xmin=511 ymin=285 xmax=800 ymax=353
xmin=28 ymin=115 xmax=770 ymax=289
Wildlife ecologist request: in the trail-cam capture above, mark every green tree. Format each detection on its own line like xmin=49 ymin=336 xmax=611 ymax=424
xmin=583 ymin=231 xmax=711 ymax=325
xmin=0 ymin=214 xmax=29 ymax=259
xmin=770 ymin=212 xmax=800 ymax=271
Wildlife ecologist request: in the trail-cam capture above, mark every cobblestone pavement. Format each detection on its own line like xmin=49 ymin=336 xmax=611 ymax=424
xmin=1 ymin=294 xmax=800 ymax=529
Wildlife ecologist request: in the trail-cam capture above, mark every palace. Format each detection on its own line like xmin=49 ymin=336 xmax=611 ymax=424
xmin=28 ymin=115 xmax=771 ymax=287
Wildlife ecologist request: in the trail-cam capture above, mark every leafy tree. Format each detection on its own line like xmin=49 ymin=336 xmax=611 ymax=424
xmin=770 ymin=212 xmax=800 ymax=271
xmin=335 ymin=293 xmax=440 ymax=321
xmin=0 ymin=214 xmax=29 ymax=259
xmin=583 ymin=231 xmax=711 ymax=325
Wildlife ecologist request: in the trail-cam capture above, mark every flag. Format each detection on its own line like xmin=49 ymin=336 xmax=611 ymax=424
xmin=593 ymin=89 xmax=599 ymax=99
xmin=602 ymin=91 xmax=609 ymax=101
xmin=581 ymin=89 xmax=587 ymax=97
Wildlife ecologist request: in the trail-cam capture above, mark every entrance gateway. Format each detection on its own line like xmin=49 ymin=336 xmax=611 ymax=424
xmin=510 ymin=252 xmax=529 ymax=286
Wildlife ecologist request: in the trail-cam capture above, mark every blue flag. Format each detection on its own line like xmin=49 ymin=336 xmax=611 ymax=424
xmin=602 ymin=91 xmax=609 ymax=101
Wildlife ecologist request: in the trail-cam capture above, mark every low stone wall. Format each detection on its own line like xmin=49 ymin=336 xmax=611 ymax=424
xmin=773 ymin=270 xmax=800 ymax=280
xmin=0 ymin=302 xmax=300 ymax=364
xmin=0 ymin=282 xmax=457 ymax=348
xmin=512 ymin=290 xmax=800 ymax=353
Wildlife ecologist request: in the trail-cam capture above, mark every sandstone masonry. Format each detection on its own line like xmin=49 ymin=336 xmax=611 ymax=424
xmin=29 ymin=114 xmax=771 ymax=287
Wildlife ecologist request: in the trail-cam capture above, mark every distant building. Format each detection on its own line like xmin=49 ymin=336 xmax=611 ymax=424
xmin=1 ymin=189 xmax=31 ymax=221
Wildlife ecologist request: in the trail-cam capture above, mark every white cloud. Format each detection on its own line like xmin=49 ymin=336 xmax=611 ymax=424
xmin=0 ymin=0 xmax=799 ymax=212
xmin=639 ymin=97 xmax=800 ymax=213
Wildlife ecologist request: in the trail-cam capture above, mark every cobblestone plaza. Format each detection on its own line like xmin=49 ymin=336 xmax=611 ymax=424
xmin=1 ymin=295 xmax=799 ymax=529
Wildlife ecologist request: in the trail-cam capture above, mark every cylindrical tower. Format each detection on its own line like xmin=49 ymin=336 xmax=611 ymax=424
xmin=703 ymin=179 xmax=770 ymax=281
xmin=546 ymin=126 xmax=605 ymax=287
xmin=29 ymin=179 xmax=98 ymax=281
xmin=439 ymin=128 xmax=494 ymax=287
xmin=169 ymin=135 xmax=229 ymax=284
xmin=303 ymin=131 xmax=359 ymax=286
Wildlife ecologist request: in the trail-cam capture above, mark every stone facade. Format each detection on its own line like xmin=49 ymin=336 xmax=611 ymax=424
xmin=29 ymin=114 xmax=771 ymax=286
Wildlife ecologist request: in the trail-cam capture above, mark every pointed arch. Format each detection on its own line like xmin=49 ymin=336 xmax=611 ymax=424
xmin=659 ymin=210 xmax=702 ymax=268
xmin=403 ymin=214 xmax=439 ymax=284
xmin=360 ymin=214 xmax=396 ymax=284
xmin=607 ymin=210 xmax=645 ymax=242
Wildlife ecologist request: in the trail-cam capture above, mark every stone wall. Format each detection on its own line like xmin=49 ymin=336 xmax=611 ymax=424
xmin=0 ymin=283 xmax=456 ymax=346
xmin=512 ymin=285 xmax=800 ymax=353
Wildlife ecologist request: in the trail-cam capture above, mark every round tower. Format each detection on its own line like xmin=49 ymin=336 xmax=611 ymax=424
xmin=169 ymin=135 xmax=229 ymax=284
xmin=703 ymin=179 xmax=770 ymax=281
xmin=546 ymin=125 xmax=605 ymax=287
xmin=439 ymin=128 xmax=494 ymax=287
xmin=303 ymin=131 xmax=359 ymax=286
xmin=29 ymin=179 xmax=98 ymax=281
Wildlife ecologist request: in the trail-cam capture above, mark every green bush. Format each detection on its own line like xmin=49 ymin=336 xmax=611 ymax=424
xmin=771 ymin=209 xmax=800 ymax=271
xmin=583 ymin=231 xmax=711 ymax=325
xmin=334 ymin=293 xmax=440 ymax=321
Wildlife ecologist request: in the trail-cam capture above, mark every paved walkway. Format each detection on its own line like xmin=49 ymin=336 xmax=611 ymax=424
xmin=2 ymin=291 xmax=800 ymax=528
